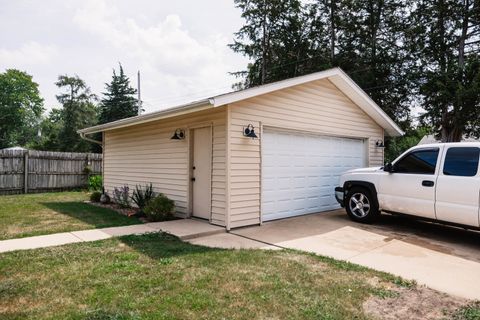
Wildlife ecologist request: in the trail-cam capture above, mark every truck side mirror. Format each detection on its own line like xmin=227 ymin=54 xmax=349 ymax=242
xmin=384 ymin=162 xmax=394 ymax=172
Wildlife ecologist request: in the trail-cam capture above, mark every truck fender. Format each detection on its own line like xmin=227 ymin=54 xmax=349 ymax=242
xmin=343 ymin=180 xmax=379 ymax=208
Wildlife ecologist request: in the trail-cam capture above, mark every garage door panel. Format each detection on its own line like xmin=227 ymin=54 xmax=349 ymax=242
xmin=262 ymin=129 xmax=366 ymax=221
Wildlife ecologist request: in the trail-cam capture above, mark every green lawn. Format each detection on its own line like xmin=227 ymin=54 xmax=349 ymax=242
xmin=0 ymin=233 xmax=388 ymax=319
xmin=0 ymin=233 xmax=474 ymax=320
xmin=0 ymin=192 xmax=141 ymax=240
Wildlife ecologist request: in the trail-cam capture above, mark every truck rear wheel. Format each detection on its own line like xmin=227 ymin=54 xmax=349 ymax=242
xmin=345 ymin=187 xmax=380 ymax=223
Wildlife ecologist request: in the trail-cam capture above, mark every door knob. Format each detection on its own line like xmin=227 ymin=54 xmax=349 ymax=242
xmin=191 ymin=177 xmax=196 ymax=182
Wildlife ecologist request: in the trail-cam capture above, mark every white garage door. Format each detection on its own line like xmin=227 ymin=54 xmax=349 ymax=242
xmin=262 ymin=129 xmax=367 ymax=221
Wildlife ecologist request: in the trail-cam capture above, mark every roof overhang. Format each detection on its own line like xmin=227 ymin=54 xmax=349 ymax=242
xmin=209 ymin=68 xmax=403 ymax=136
xmin=78 ymin=68 xmax=404 ymax=136
xmin=77 ymin=99 xmax=213 ymax=135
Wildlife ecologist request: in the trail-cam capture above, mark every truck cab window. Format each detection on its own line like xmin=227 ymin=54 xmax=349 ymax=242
xmin=443 ymin=147 xmax=480 ymax=177
xmin=394 ymin=149 xmax=439 ymax=174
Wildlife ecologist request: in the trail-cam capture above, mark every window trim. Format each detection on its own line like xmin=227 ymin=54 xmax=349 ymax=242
xmin=392 ymin=147 xmax=440 ymax=175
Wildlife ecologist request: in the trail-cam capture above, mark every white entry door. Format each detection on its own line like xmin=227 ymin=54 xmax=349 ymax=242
xmin=262 ymin=129 xmax=366 ymax=221
xmin=192 ymin=127 xmax=212 ymax=220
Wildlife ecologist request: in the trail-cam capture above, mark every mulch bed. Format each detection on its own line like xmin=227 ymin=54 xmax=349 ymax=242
xmin=85 ymin=201 xmax=149 ymax=223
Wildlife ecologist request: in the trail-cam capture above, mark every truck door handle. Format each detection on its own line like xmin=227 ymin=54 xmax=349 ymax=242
xmin=422 ymin=180 xmax=434 ymax=187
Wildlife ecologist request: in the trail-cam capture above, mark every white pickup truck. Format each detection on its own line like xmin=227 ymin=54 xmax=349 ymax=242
xmin=335 ymin=142 xmax=480 ymax=228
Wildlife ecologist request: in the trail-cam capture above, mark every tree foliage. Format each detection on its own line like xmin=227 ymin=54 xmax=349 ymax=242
xmin=54 ymin=75 xmax=98 ymax=152
xmin=230 ymin=0 xmax=480 ymax=144
xmin=29 ymin=108 xmax=63 ymax=151
xmin=98 ymin=64 xmax=138 ymax=125
xmin=230 ymin=0 xmax=415 ymax=127
xmin=410 ymin=0 xmax=480 ymax=142
xmin=384 ymin=126 xmax=432 ymax=163
xmin=0 ymin=69 xmax=44 ymax=148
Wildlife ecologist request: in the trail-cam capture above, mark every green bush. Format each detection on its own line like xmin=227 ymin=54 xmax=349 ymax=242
xmin=90 ymin=191 xmax=102 ymax=202
xmin=144 ymin=194 xmax=175 ymax=222
xmin=88 ymin=175 xmax=103 ymax=191
xmin=131 ymin=183 xmax=155 ymax=209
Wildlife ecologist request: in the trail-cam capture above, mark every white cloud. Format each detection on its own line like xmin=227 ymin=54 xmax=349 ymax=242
xmin=72 ymin=0 xmax=245 ymax=111
xmin=0 ymin=1 xmax=248 ymax=113
xmin=0 ymin=42 xmax=58 ymax=68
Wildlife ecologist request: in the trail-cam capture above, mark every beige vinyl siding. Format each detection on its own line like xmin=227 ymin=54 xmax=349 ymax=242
xmin=227 ymin=78 xmax=384 ymax=228
xmin=211 ymin=121 xmax=227 ymax=225
xmin=103 ymin=107 xmax=227 ymax=226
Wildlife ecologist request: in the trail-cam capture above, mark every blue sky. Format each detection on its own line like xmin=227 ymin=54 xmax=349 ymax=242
xmin=0 ymin=0 xmax=249 ymax=113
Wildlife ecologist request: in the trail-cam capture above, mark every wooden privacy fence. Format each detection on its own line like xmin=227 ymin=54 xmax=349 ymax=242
xmin=0 ymin=149 xmax=102 ymax=195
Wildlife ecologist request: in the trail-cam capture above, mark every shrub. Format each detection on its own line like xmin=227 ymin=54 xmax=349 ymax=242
xmin=88 ymin=175 xmax=103 ymax=191
xmin=100 ymin=193 xmax=111 ymax=204
xmin=144 ymin=194 xmax=175 ymax=222
xmin=113 ymin=185 xmax=130 ymax=208
xmin=131 ymin=183 xmax=155 ymax=209
xmin=90 ymin=191 xmax=102 ymax=202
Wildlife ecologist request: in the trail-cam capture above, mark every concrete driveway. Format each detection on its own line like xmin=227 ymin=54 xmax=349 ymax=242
xmin=191 ymin=209 xmax=480 ymax=300
xmin=234 ymin=209 xmax=480 ymax=263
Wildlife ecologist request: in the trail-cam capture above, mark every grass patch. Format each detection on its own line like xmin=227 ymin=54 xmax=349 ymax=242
xmin=0 ymin=192 xmax=141 ymax=240
xmin=0 ymin=232 xmax=414 ymax=320
xmin=451 ymin=302 xmax=480 ymax=320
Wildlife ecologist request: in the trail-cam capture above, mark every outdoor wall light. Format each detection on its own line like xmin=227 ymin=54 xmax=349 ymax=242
xmin=375 ymin=139 xmax=385 ymax=148
xmin=243 ymin=124 xmax=258 ymax=139
xmin=171 ymin=128 xmax=185 ymax=140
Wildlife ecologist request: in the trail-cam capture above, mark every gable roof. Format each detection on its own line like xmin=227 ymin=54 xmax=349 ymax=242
xmin=78 ymin=67 xmax=404 ymax=136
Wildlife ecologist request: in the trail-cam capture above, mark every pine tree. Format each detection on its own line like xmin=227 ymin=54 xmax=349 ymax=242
xmin=229 ymin=0 xmax=306 ymax=87
xmin=99 ymin=64 xmax=138 ymax=124
xmin=335 ymin=0 xmax=413 ymax=126
xmin=230 ymin=0 xmax=413 ymax=126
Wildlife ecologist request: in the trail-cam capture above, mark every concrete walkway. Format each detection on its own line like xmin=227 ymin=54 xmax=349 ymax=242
xmin=0 ymin=219 xmax=224 ymax=253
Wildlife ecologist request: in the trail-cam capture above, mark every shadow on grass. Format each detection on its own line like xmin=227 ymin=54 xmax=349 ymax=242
xmin=118 ymin=232 xmax=223 ymax=261
xmin=41 ymin=201 xmax=141 ymax=229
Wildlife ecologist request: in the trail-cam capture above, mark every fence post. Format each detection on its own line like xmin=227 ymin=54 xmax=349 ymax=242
xmin=24 ymin=150 xmax=29 ymax=194
xmin=86 ymin=153 xmax=90 ymax=187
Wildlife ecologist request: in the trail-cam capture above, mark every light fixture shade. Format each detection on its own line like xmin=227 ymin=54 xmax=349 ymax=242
xmin=171 ymin=129 xmax=185 ymax=140
xmin=375 ymin=140 xmax=385 ymax=148
xmin=243 ymin=124 xmax=258 ymax=139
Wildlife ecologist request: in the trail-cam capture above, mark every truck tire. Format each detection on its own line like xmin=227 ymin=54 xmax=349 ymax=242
xmin=345 ymin=187 xmax=380 ymax=223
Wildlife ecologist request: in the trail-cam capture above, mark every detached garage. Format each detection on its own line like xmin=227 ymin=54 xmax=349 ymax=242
xmin=78 ymin=68 xmax=403 ymax=230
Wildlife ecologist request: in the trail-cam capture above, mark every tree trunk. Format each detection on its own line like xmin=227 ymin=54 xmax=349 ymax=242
xmin=261 ymin=3 xmax=268 ymax=85
xmin=437 ymin=0 xmax=455 ymax=142
xmin=458 ymin=0 xmax=470 ymax=71
xmin=330 ymin=0 xmax=335 ymax=62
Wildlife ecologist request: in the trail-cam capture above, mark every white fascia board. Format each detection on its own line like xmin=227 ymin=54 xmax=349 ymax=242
xmin=210 ymin=68 xmax=340 ymax=107
xmin=78 ymin=67 xmax=403 ymax=137
xmin=210 ymin=67 xmax=403 ymax=137
xmin=78 ymin=99 xmax=212 ymax=135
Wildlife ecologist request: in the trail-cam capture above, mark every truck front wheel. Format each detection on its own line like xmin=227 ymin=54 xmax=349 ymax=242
xmin=345 ymin=187 xmax=380 ymax=223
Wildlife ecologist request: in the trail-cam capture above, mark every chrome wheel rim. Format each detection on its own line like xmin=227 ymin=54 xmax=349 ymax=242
xmin=349 ymin=193 xmax=371 ymax=218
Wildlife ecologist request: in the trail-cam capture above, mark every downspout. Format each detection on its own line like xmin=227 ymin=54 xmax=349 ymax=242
xmin=79 ymin=131 xmax=103 ymax=148
xmin=79 ymin=131 xmax=105 ymax=194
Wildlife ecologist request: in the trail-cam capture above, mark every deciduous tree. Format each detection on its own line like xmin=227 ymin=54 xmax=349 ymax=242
xmin=0 ymin=69 xmax=44 ymax=148
xmin=55 ymin=75 xmax=97 ymax=152
xmin=404 ymin=0 xmax=479 ymax=141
